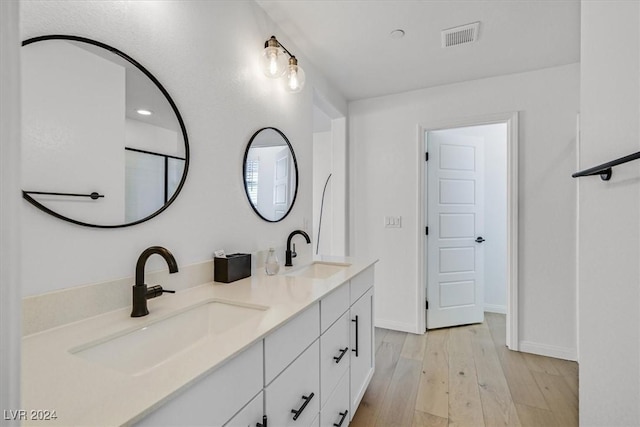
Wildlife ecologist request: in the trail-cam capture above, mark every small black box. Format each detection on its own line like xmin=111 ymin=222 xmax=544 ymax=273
xmin=214 ymin=253 xmax=251 ymax=283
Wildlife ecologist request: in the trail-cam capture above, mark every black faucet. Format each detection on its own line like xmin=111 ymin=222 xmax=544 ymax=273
xmin=285 ymin=230 xmax=311 ymax=267
xmin=131 ymin=246 xmax=178 ymax=317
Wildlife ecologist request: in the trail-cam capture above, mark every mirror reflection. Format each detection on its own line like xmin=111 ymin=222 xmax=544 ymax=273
xmin=21 ymin=36 xmax=189 ymax=228
xmin=243 ymin=127 xmax=298 ymax=222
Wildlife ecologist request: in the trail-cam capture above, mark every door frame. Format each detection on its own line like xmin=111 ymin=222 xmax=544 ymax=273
xmin=416 ymin=112 xmax=519 ymax=350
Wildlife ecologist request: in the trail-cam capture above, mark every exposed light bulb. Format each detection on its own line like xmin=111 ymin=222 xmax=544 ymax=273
xmin=268 ymin=51 xmax=279 ymax=76
xmin=285 ymin=57 xmax=305 ymax=93
xmin=289 ymin=69 xmax=299 ymax=90
xmin=260 ymin=36 xmax=287 ymax=78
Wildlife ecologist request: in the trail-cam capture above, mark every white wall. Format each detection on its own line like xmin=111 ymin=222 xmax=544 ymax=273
xmin=429 ymin=124 xmax=508 ymax=313
xmin=350 ymin=63 xmax=579 ymax=358
xmin=20 ymin=0 xmax=346 ymax=297
xmin=1 ymin=0 xmax=22 ymax=420
xmin=312 ymin=130 xmax=333 ymax=255
xmin=579 ymin=1 xmax=640 ymax=425
xmin=125 ymin=118 xmax=179 ymax=156
xmin=22 ymin=40 xmax=126 ymax=224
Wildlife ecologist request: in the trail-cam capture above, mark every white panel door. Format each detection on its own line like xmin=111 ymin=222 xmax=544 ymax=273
xmin=427 ymin=131 xmax=485 ymax=329
xmin=273 ymin=147 xmax=290 ymax=217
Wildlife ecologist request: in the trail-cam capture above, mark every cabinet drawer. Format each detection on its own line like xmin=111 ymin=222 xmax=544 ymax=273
xmin=320 ymin=311 xmax=350 ymax=407
xmin=135 ymin=340 xmax=262 ymax=427
xmin=224 ymin=391 xmax=263 ymax=427
xmin=320 ymin=370 xmax=350 ymax=427
xmin=350 ymin=266 xmax=374 ymax=304
xmin=265 ymin=302 xmax=319 ymax=384
xmin=320 ymin=283 xmax=349 ymax=333
xmin=265 ymin=339 xmax=320 ymax=427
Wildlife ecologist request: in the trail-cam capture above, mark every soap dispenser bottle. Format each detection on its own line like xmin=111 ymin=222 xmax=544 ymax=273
xmin=265 ymin=248 xmax=280 ymax=275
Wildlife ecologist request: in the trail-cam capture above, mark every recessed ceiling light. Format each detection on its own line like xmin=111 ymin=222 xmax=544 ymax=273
xmin=390 ymin=29 xmax=405 ymax=39
xmin=136 ymin=109 xmax=153 ymax=116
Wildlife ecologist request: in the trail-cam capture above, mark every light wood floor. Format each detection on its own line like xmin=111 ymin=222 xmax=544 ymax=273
xmin=351 ymin=313 xmax=578 ymax=427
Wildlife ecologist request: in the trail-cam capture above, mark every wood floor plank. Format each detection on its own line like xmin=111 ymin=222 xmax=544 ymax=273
xmin=415 ymin=329 xmax=449 ymax=419
xmin=550 ymin=358 xmax=579 ymax=398
xmin=350 ymin=328 xmax=405 ymax=427
xmin=353 ymin=315 xmax=578 ymax=427
xmin=448 ymin=326 xmax=485 ymax=427
xmin=401 ymin=332 xmax=427 ymax=361
xmin=522 ymin=352 xmax=561 ymax=376
xmin=531 ymin=371 xmax=579 ymax=427
xmin=412 ymin=410 xmax=448 ymax=427
xmin=384 ymin=329 xmax=408 ymax=345
xmin=375 ymin=358 xmax=422 ymax=427
xmin=515 ymin=403 xmax=560 ymax=427
xmin=471 ymin=323 xmax=521 ymax=426
xmin=375 ymin=327 xmax=388 ymax=352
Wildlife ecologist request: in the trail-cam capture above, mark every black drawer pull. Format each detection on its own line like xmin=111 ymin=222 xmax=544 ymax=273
xmin=333 ymin=347 xmax=349 ymax=363
xmin=256 ymin=415 xmax=267 ymax=427
xmin=291 ymin=392 xmax=314 ymax=421
xmin=333 ymin=410 xmax=349 ymax=427
xmin=352 ymin=315 xmax=359 ymax=357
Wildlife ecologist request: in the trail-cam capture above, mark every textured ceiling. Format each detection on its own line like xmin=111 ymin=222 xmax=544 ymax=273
xmin=257 ymin=0 xmax=581 ymax=101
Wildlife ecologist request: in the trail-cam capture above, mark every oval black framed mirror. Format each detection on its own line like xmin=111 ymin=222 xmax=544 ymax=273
xmin=21 ymin=35 xmax=189 ymax=228
xmin=243 ymin=127 xmax=299 ymax=222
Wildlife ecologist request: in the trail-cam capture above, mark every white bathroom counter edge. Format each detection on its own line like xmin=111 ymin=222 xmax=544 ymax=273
xmin=21 ymin=257 xmax=377 ymax=427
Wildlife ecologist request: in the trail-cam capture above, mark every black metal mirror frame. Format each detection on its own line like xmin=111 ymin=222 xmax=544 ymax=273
xmin=21 ymin=34 xmax=190 ymax=228
xmin=242 ymin=127 xmax=299 ymax=223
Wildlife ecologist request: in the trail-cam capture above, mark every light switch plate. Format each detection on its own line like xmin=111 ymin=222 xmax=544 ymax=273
xmin=384 ymin=216 xmax=402 ymax=228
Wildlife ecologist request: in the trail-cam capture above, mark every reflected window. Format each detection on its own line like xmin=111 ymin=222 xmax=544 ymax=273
xmin=245 ymin=159 xmax=259 ymax=205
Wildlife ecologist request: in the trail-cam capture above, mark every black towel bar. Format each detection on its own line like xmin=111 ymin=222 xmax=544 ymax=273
xmin=572 ymin=150 xmax=640 ymax=181
xmin=23 ymin=190 xmax=104 ymax=199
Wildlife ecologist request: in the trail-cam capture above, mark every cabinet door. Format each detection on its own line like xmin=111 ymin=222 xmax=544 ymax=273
xmin=135 ymin=341 xmax=263 ymax=427
xmin=320 ymin=370 xmax=350 ymax=427
xmin=320 ymin=311 xmax=350 ymax=407
xmin=350 ymin=287 xmax=374 ymax=419
xmin=265 ymin=340 xmax=320 ymax=427
xmin=265 ymin=302 xmax=319 ymax=384
xmin=224 ymin=391 xmax=263 ymax=427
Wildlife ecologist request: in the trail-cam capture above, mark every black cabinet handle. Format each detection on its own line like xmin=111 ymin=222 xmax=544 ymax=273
xmin=352 ymin=315 xmax=359 ymax=357
xmin=333 ymin=410 xmax=349 ymax=427
xmin=291 ymin=393 xmax=314 ymax=421
xmin=475 ymin=236 xmax=485 ymax=243
xmin=256 ymin=415 xmax=267 ymax=427
xmin=333 ymin=347 xmax=349 ymax=363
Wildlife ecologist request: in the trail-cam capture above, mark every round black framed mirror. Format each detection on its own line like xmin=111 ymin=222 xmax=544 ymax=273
xmin=21 ymin=35 xmax=189 ymax=228
xmin=243 ymin=127 xmax=299 ymax=222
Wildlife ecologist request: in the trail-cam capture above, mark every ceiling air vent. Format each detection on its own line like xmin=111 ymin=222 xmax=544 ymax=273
xmin=441 ymin=22 xmax=480 ymax=48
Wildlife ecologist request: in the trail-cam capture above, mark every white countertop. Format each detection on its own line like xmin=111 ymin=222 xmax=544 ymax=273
xmin=21 ymin=257 xmax=376 ymax=426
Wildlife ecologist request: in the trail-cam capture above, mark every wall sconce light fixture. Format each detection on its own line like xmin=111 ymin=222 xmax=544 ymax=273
xmin=260 ymin=35 xmax=305 ymax=93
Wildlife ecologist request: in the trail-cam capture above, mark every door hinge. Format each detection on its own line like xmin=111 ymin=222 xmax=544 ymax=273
xmin=425 ymin=300 xmax=429 ymax=310
xmin=425 ymin=152 xmax=429 ymax=161
xmin=425 ymin=226 xmax=429 ymax=235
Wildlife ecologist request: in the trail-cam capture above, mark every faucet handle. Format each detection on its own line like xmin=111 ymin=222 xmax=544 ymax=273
xmin=146 ymin=285 xmax=175 ymax=299
xmin=292 ymin=243 xmax=297 ymax=258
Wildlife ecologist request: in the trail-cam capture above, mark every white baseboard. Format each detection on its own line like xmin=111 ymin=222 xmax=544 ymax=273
xmin=484 ymin=304 xmax=507 ymax=314
xmin=375 ymin=318 xmax=421 ymax=334
xmin=519 ymin=340 xmax=577 ymax=361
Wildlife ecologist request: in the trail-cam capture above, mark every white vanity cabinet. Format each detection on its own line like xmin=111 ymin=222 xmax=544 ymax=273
xmin=265 ymin=340 xmax=320 ymax=426
xmin=349 ymin=270 xmax=375 ymax=420
xmin=135 ymin=266 xmax=375 ymax=427
xmin=134 ymin=340 xmax=263 ymax=427
xmin=224 ymin=391 xmax=264 ymax=427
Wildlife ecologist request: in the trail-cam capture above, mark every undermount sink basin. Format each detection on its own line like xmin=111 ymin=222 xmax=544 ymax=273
xmin=70 ymin=300 xmax=267 ymax=376
xmin=285 ymin=261 xmax=351 ymax=280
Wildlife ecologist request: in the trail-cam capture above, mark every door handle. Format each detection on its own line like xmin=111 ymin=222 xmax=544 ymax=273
xmin=291 ymin=393 xmax=314 ymax=421
xmin=352 ymin=316 xmax=359 ymax=357
xmin=475 ymin=236 xmax=485 ymax=243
